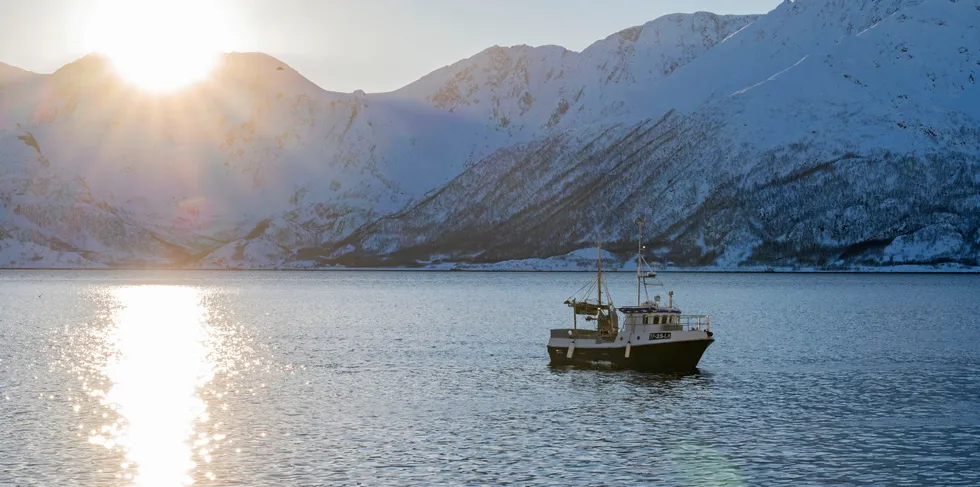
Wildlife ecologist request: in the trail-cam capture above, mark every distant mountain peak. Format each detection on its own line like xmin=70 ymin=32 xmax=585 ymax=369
xmin=218 ymin=51 xmax=293 ymax=70
xmin=392 ymin=11 xmax=760 ymax=131
xmin=211 ymin=51 xmax=325 ymax=95
xmin=51 ymin=53 xmax=115 ymax=78
xmin=0 ymin=61 xmax=38 ymax=79
xmin=2 ymin=0 xmax=976 ymax=270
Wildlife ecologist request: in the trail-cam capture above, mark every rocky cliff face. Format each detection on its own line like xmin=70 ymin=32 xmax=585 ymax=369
xmin=1 ymin=0 xmax=977 ymax=270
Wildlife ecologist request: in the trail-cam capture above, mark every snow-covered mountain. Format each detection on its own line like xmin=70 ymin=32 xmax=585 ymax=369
xmin=1 ymin=0 xmax=977 ymax=270
xmin=389 ymin=12 xmax=759 ymax=133
xmin=0 ymin=52 xmax=509 ymax=266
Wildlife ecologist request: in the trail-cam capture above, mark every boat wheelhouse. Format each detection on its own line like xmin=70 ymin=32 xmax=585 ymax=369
xmin=547 ymin=222 xmax=715 ymax=372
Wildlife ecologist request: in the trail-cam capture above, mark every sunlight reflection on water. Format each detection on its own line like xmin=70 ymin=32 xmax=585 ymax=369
xmin=3 ymin=272 xmax=978 ymax=486
xmin=88 ymin=286 xmax=217 ymax=486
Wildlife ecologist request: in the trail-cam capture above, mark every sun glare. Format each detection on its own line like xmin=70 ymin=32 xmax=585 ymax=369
xmin=91 ymin=286 xmax=215 ymax=486
xmin=85 ymin=0 xmax=232 ymax=92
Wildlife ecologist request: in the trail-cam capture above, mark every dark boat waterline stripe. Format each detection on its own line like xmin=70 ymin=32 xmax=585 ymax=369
xmin=547 ymin=339 xmax=713 ymax=372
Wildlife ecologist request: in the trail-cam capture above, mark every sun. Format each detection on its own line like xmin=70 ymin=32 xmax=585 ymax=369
xmin=85 ymin=0 xmax=233 ymax=92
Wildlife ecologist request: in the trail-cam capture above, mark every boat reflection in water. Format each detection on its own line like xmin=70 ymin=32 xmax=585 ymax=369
xmin=88 ymin=286 xmax=216 ymax=486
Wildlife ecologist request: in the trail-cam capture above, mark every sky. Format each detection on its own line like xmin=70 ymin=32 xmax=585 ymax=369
xmin=0 ymin=0 xmax=783 ymax=93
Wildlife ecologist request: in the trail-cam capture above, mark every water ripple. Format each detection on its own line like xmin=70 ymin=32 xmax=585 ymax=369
xmin=0 ymin=271 xmax=978 ymax=486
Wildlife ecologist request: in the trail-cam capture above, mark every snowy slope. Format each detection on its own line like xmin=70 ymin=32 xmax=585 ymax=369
xmin=389 ymin=12 xmax=760 ymax=133
xmin=321 ymin=0 xmax=980 ymax=270
xmin=622 ymin=0 xmax=930 ymax=117
xmin=0 ymin=0 xmax=977 ymax=270
xmin=0 ymin=53 xmax=524 ymax=266
xmin=0 ymin=62 xmax=37 ymax=85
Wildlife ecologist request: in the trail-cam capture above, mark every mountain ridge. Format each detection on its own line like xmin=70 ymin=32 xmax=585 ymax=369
xmin=1 ymin=0 xmax=977 ymax=270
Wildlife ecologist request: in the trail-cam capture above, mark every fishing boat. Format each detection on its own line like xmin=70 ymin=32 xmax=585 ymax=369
xmin=547 ymin=222 xmax=714 ymax=372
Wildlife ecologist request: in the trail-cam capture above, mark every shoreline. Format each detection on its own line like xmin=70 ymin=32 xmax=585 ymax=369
xmin=1 ymin=266 xmax=978 ymax=274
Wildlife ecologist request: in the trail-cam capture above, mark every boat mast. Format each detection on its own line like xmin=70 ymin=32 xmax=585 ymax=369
xmin=636 ymin=220 xmax=644 ymax=306
xmin=596 ymin=240 xmax=602 ymax=309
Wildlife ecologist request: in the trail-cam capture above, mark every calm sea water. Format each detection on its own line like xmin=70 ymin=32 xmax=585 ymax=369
xmin=1 ymin=270 xmax=979 ymax=486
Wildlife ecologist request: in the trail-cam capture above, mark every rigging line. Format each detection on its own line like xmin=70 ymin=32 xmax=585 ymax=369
xmin=566 ymin=278 xmax=597 ymax=303
xmin=565 ymin=274 xmax=596 ymax=300
xmin=602 ymin=273 xmax=613 ymax=303
xmin=584 ymin=279 xmax=598 ymax=301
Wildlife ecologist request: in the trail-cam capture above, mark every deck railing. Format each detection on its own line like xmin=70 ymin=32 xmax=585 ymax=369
xmin=668 ymin=315 xmax=711 ymax=332
xmin=551 ymin=314 xmax=711 ymax=337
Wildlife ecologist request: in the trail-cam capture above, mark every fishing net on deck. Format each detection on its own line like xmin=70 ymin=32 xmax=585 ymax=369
xmin=568 ymin=301 xmax=602 ymax=315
